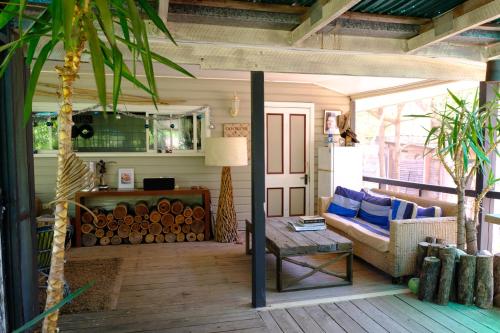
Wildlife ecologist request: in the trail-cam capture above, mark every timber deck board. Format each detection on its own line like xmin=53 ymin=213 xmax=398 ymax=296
xmin=58 ymin=239 xmax=500 ymax=333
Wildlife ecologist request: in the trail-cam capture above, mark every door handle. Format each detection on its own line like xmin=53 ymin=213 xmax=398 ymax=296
xmin=300 ymin=174 xmax=308 ymax=185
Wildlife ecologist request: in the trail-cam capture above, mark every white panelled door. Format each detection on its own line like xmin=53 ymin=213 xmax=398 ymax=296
xmin=265 ymin=102 xmax=314 ymax=218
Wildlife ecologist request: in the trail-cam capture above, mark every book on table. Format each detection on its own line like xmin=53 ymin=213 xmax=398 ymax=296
xmin=288 ymin=221 xmax=326 ymax=232
xmin=298 ymin=215 xmax=325 ymax=224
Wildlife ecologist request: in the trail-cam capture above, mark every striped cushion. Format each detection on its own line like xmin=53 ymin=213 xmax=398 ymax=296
xmin=327 ymin=186 xmax=365 ymax=217
xmin=358 ymin=192 xmax=392 ymax=229
xmin=391 ymin=199 xmax=417 ymax=220
xmin=417 ymin=206 xmax=442 ymax=218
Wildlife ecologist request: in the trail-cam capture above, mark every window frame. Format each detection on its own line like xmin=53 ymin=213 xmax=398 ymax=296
xmin=32 ymin=103 xmax=211 ymax=157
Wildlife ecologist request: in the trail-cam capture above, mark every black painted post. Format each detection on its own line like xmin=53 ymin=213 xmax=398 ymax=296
xmin=251 ymin=71 xmax=266 ymax=307
xmin=478 ymin=61 xmax=500 ymax=250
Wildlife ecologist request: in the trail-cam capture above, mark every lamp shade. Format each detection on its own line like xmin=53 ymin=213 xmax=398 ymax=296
xmin=205 ymin=137 xmax=248 ymax=167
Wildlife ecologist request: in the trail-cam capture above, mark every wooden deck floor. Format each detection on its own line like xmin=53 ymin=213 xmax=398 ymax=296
xmin=58 ymin=239 xmax=500 ymax=332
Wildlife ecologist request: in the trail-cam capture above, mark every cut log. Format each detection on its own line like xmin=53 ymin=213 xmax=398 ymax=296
xmin=134 ymin=200 xmax=149 ymax=216
xmin=175 ymin=215 xmax=185 ymax=225
xmin=157 ymin=198 xmax=171 ymax=214
xmin=161 ymin=213 xmax=174 ymax=227
xmin=425 ymin=236 xmax=436 ymax=244
xmin=141 ymin=229 xmax=148 ymax=236
xmin=176 ymin=232 xmax=186 ymax=242
xmin=149 ymin=222 xmax=162 ymax=235
xmin=449 ymin=260 xmax=459 ymax=302
xmin=129 ymin=231 xmax=143 ymax=244
xmin=95 ymin=228 xmax=105 ymax=238
xmin=143 ymin=214 xmax=149 ymax=221
xmin=436 ymin=238 xmax=447 ymax=245
xmin=111 ymin=235 xmax=122 ymax=245
xmin=94 ymin=214 xmax=107 ymax=228
xmin=144 ymin=233 xmax=155 ymax=244
xmin=193 ymin=205 xmax=205 ymax=220
xmin=419 ymin=256 xmax=441 ymax=302
xmin=416 ymin=242 xmax=429 ymax=275
xmin=171 ymin=224 xmax=181 ymax=234
xmin=155 ymin=234 xmax=165 ymax=243
xmin=171 ymin=200 xmax=184 ymax=215
xmin=165 ymin=233 xmax=176 ymax=243
xmin=183 ymin=206 xmax=193 ymax=218
xmin=117 ymin=224 xmax=131 ymax=238
xmin=124 ymin=215 xmax=134 ymax=225
xmin=81 ymin=223 xmax=94 ymax=234
xmin=163 ymin=225 xmax=170 ymax=234
xmin=82 ymin=233 xmax=97 ymax=247
xmin=107 ymin=220 xmax=119 ymax=231
xmin=100 ymin=236 xmax=111 ymax=246
xmin=427 ymin=244 xmax=443 ymax=258
xmin=113 ymin=203 xmax=129 ymax=220
xmin=494 ymin=253 xmax=500 ymax=307
xmin=196 ymin=233 xmax=205 ymax=241
xmin=191 ymin=220 xmax=204 ymax=234
xmin=457 ymin=254 xmax=476 ymax=305
xmin=182 ymin=224 xmax=191 ymax=234
xmin=131 ymin=222 xmax=141 ymax=233
xmin=106 ymin=213 xmax=114 ymax=222
xmin=186 ymin=232 xmax=196 ymax=242
xmin=82 ymin=211 xmax=94 ymax=224
xmin=134 ymin=215 xmax=143 ymax=223
xmin=140 ymin=221 xmax=150 ymax=230
xmin=436 ymin=247 xmax=456 ymax=305
xmin=184 ymin=217 xmax=193 ymax=225
xmin=150 ymin=210 xmax=161 ymax=223
xmin=475 ymin=254 xmax=494 ymax=309
xmin=105 ymin=230 xmax=114 ymax=238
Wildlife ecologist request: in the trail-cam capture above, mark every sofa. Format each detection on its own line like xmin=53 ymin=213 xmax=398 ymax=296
xmin=319 ymin=188 xmax=458 ymax=278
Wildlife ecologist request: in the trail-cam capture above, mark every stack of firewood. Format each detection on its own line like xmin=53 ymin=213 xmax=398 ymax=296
xmin=80 ymin=198 xmax=206 ymax=247
xmin=416 ymin=236 xmax=500 ymax=308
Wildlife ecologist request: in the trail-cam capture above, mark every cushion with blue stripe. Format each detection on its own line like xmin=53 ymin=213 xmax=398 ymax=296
xmin=327 ymin=186 xmax=365 ymax=217
xmin=417 ymin=206 xmax=442 ymax=218
xmin=358 ymin=192 xmax=392 ymax=229
xmin=391 ymin=199 xmax=417 ymax=220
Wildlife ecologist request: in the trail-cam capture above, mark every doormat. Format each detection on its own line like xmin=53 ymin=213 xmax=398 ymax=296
xmin=39 ymin=257 xmax=123 ymax=314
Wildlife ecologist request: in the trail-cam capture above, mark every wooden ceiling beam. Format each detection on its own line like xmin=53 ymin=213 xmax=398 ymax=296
xmin=168 ymin=0 xmax=308 ymax=15
xmin=485 ymin=41 xmax=500 ymax=59
xmin=159 ymin=0 xmax=170 ymax=24
xmin=408 ymin=0 xmax=500 ymax=52
xmin=290 ymin=0 xmax=362 ymax=45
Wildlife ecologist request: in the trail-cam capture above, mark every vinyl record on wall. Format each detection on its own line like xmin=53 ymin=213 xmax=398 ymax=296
xmin=79 ymin=124 xmax=94 ymax=139
xmin=71 ymin=125 xmax=80 ymax=138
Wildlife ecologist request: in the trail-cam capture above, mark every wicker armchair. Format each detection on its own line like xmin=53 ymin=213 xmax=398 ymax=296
xmin=319 ymin=189 xmax=457 ymax=278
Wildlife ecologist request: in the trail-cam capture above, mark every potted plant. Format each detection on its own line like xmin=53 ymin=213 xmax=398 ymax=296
xmin=419 ymin=89 xmax=499 ymax=254
xmin=0 ymin=1 xmax=193 ymax=331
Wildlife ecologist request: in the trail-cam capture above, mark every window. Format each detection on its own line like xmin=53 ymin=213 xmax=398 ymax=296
xmin=32 ymin=105 xmax=210 ymax=155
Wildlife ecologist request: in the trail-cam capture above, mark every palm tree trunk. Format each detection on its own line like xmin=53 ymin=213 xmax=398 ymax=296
xmin=457 ymin=185 xmax=466 ymax=250
xmin=42 ymin=48 xmax=82 ymax=333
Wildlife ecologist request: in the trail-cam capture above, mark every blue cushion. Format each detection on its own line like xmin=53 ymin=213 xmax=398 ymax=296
xmin=417 ymin=206 xmax=442 ymax=218
xmin=327 ymin=186 xmax=365 ymax=217
xmin=391 ymin=199 xmax=417 ymax=220
xmin=358 ymin=192 xmax=392 ymax=228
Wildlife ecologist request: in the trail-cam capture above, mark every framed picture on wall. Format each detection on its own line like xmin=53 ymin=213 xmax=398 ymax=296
xmin=323 ymin=110 xmax=341 ymax=134
xmin=118 ymin=168 xmax=134 ymax=189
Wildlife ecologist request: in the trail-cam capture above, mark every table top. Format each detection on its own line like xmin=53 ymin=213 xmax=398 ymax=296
xmin=262 ymin=217 xmax=352 ymax=256
xmin=485 ymin=214 xmax=500 ymax=225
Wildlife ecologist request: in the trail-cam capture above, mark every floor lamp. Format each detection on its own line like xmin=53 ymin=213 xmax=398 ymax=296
xmin=205 ymin=137 xmax=248 ymax=243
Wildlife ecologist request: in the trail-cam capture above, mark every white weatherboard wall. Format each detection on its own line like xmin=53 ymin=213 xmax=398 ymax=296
xmin=33 ymin=74 xmax=350 ymax=225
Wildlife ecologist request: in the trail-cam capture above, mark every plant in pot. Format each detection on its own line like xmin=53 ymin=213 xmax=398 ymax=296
xmin=0 ymin=1 xmax=193 ymax=331
xmin=418 ymin=89 xmax=499 ymax=254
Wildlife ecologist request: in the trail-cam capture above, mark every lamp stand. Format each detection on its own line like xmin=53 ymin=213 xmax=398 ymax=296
xmin=215 ymin=166 xmax=238 ymax=242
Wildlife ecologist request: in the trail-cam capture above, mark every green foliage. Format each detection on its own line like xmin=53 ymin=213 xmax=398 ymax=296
xmin=420 ymin=89 xmax=500 ymax=185
xmin=0 ymin=0 xmax=194 ymax=123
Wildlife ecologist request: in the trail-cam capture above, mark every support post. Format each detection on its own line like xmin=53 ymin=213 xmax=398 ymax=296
xmin=251 ymin=71 xmax=266 ymax=308
xmin=478 ymin=61 xmax=499 ymax=251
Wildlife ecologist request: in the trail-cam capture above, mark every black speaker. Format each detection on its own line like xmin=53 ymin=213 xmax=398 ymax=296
xmin=143 ymin=177 xmax=175 ymax=190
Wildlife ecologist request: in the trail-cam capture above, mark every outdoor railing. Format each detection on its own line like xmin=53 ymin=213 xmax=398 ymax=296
xmin=363 ymin=176 xmax=500 ymax=200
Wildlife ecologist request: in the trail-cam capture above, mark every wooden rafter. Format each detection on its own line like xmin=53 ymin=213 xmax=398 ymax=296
xmin=159 ymin=0 xmax=170 ymax=24
xmin=408 ymin=0 xmax=500 ymax=52
xmin=290 ymin=0 xmax=362 ymax=45
xmin=486 ymin=41 xmax=500 ymax=59
xmin=168 ymin=0 xmax=308 ymax=15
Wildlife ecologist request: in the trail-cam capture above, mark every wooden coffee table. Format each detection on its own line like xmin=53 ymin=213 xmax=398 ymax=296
xmin=246 ymin=217 xmax=353 ymax=292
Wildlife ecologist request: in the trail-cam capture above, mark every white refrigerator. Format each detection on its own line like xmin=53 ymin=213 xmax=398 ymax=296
xmin=318 ymin=145 xmax=363 ymax=197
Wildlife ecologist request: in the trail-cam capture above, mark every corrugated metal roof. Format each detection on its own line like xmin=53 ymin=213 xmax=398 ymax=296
xmin=350 ymin=0 xmax=468 ymax=18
